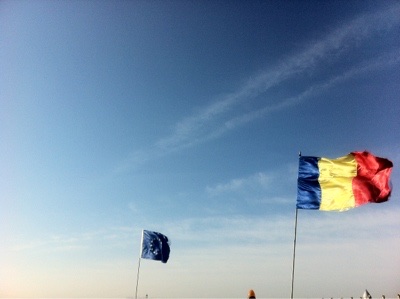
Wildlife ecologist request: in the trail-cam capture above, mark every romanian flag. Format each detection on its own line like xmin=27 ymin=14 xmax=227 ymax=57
xmin=297 ymin=151 xmax=393 ymax=211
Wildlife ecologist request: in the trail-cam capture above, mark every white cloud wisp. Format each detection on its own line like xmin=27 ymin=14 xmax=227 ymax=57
xmin=117 ymin=3 xmax=400 ymax=171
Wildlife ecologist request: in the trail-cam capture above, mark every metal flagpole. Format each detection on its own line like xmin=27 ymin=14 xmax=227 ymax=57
xmin=290 ymin=151 xmax=301 ymax=299
xmin=135 ymin=230 xmax=144 ymax=299
xmin=290 ymin=208 xmax=298 ymax=299
xmin=135 ymin=258 xmax=141 ymax=299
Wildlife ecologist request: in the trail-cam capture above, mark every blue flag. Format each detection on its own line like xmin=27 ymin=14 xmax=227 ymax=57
xmin=141 ymin=230 xmax=170 ymax=263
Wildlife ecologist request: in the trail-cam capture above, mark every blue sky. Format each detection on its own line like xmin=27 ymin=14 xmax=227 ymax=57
xmin=1 ymin=1 xmax=400 ymax=298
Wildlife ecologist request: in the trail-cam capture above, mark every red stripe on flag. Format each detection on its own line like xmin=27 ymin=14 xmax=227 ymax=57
xmin=352 ymin=151 xmax=393 ymax=206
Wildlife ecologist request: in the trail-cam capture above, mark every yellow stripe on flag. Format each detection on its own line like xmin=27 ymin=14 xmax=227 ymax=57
xmin=318 ymin=154 xmax=357 ymax=211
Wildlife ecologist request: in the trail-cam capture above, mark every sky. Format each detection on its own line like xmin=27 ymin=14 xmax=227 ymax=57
xmin=1 ymin=0 xmax=400 ymax=298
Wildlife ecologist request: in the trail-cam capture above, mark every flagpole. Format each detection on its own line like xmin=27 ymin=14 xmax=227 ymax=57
xmin=135 ymin=257 xmax=141 ymax=299
xmin=290 ymin=151 xmax=301 ymax=299
xmin=290 ymin=208 xmax=298 ymax=299
xmin=135 ymin=230 xmax=144 ymax=299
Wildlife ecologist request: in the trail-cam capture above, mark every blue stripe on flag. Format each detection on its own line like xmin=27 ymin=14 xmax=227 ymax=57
xmin=297 ymin=156 xmax=321 ymax=210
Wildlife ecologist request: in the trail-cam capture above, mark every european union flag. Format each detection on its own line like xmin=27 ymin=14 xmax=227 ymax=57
xmin=141 ymin=230 xmax=170 ymax=263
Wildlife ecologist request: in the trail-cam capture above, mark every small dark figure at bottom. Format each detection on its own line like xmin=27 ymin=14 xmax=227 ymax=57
xmin=248 ymin=289 xmax=256 ymax=299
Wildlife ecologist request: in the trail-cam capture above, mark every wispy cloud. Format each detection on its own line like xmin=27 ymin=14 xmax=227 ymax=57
xmin=164 ymin=203 xmax=400 ymax=249
xmin=10 ymin=227 xmax=135 ymax=253
xmin=11 ymin=207 xmax=399 ymax=252
xmin=116 ymin=3 xmax=400 ymax=171
xmin=223 ymin=49 xmax=400 ymax=130
xmin=11 ymin=236 xmax=87 ymax=253
xmin=206 ymin=172 xmax=272 ymax=196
